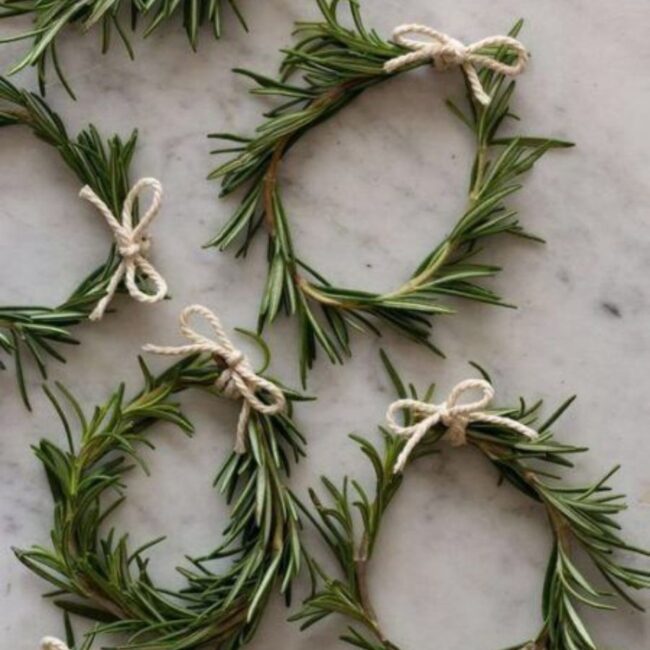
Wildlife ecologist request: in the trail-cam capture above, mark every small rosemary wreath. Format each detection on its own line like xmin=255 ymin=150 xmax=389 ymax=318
xmin=208 ymin=1 xmax=572 ymax=384
xmin=0 ymin=0 xmax=247 ymax=96
xmin=0 ymin=77 xmax=166 ymax=409
xmin=15 ymin=306 xmax=307 ymax=650
xmin=294 ymin=354 xmax=650 ymax=650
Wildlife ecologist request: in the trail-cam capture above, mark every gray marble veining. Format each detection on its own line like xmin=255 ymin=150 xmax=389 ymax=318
xmin=1 ymin=1 xmax=650 ymax=648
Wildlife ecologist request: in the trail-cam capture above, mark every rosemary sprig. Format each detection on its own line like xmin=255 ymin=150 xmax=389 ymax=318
xmin=0 ymin=76 xmax=144 ymax=409
xmin=293 ymin=354 xmax=650 ymax=650
xmin=15 ymin=351 xmax=307 ymax=650
xmin=0 ymin=0 xmax=247 ymax=96
xmin=208 ymin=0 xmax=573 ymax=385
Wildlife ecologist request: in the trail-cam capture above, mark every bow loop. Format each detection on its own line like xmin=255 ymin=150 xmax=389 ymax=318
xmin=80 ymin=177 xmax=167 ymax=321
xmin=384 ymin=24 xmax=529 ymax=106
xmin=445 ymin=378 xmax=495 ymax=414
xmin=386 ymin=378 xmax=538 ymax=473
xmin=143 ymin=305 xmax=286 ymax=453
xmin=435 ymin=40 xmax=466 ymax=69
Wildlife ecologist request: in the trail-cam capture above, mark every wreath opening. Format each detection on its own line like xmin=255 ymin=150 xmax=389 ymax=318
xmin=271 ymin=74 xmax=475 ymax=295
xmin=208 ymin=1 xmax=573 ymax=385
xmin=294 ymin=353 xmax=650 ymax=650
xmin=0 ymin=77 xmax=168 ymax=409
xmin=16 ymin=305 xmax=308 ymax=650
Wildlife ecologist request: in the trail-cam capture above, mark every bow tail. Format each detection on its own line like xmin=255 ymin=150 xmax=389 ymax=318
xmin=393 ymin=418 xmax=436 ymax=474
xmin=462 ymin=62 xmax=491 ymax=106
xmin=234 ymin=401 xmax=251 ymax=455
xmin=90 ymin=262 xmax=126 ymax=321
xmin=384 ymin=49 xmax=425 ymax=74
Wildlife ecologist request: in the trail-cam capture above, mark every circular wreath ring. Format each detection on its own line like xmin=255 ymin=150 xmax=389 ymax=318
xmin=0 ymin=76 xmax=163 ymax=409
xmin=208 ymin=1 xmax=572 ymax=383
xmin=295 ymin=354 xmax=650 ymax=650
xmin=16 ymin=307 xmax=307 ymax=650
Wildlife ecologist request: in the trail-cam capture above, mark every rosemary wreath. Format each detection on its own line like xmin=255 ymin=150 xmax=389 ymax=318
xmin=0 ymin=0 xmax=246 ymax=96
xmin=15 ymin=313 xmax=307 ymax=650
xmin=0 ymin=76 xmax=163 ymax=409
xmin=208 ymin=0 xmax=572 ymax=384
xmin=294 ymin=354 xmax=650 ymax=650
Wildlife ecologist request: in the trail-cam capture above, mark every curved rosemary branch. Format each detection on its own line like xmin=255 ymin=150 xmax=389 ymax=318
xmin=0 ymin=0 xmax=247 ymax=97
xmin=0 ymin=76 xmax=145 ymax=409
xmin=293 ymin=354 xmax=650 ymax=650
xmin=15 ymin=352 xmax=307 ymax=650
xmin=208 ymin=0 xmax=573 ymax=384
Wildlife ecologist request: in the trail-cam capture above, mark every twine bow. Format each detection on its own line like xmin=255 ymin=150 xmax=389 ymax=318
xmin=41 ymin=638 xmax=69 ymax=650
xmin=143 ymin=304 xmax=286 ymax=453
xmin=80 ymin=177 xmax=168 ymax=321
xmin=386 ymin=378 xmax=538 ymax=473
xmin=384 ymin=24 xmax=529 ymax=106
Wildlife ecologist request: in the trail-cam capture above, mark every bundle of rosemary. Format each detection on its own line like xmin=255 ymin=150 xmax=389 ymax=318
xmin=0 ymin=0 xmax=247 ymax=95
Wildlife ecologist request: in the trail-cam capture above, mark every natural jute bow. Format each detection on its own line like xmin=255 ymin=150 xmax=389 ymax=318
xmin=384 ymin=24 xmax=529 ymax=106
xmin=40 ymin=637 xmax=69 ymax=650
xmin=143 ymin=304 xmax=286 ymax=453
xmin=386 ymin=378 xmax=538 ymax=473
xmin=80 ymin=177 xmax=168 ymax=321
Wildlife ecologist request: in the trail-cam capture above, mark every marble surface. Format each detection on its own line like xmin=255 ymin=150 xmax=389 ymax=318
xmin=2 ymin=1 xmax=650 ymax=648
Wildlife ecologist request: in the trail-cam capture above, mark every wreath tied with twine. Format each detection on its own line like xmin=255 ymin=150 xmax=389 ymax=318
xmin=16 ymin=305 xmax=307 ymax=650
xmin=0 ymin=77 xmax=168 ymax=409
xmin=292 ymin=354 xmax=650 ymax=650
xmin=207 ymin=0 xmax=572 ymax=384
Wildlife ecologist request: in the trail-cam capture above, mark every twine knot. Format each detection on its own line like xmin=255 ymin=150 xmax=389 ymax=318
xmin=430 ymin=36 xmax=467 ymax=70
xmin=118 ymin=234 xmax=151 ymax=258
xmin=41 ymin=638 xmax=69 ymax=650
xmin=216 ymin=349 xmax=250 ymax=401
xmin=386 ymin=378 xmax=539 ymax=473
xmin=384 ymin=24 xmax=529 ymax=106
xmin=80 ymin=177 xmax=168 ymax=321
xmin=143 ymin=304 xmax=286 ymax=453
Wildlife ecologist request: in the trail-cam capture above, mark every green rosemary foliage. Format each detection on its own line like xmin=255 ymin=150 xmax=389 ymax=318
xmin=0 ymin=0 xmax=247 ymax=96
xmin=15 ymin=352 xmax=307 ymax=650
xmin=208 ymin=0 xmax=572 ymax=384
xmin=293 ymin=355 xmax=650 ymax=650
xmin=0 ymin=76 xmax=139 ymax=409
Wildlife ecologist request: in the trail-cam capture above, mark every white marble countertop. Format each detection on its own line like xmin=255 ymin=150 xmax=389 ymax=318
xmin=2 ymin=1 xmax=650 ymax=648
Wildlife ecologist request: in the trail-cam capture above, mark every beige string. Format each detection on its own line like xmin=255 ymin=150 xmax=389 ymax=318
xmin=143 ymin=304 xmax=286 ymax=453
xmin=40 ymin=638 xmax=69 ymax=650
xmin=80 ymin=177 xmax=168 ymax=321
xmin=386 ymin=378 xmax=538 ymax=474
xmin=384 ymin=24 xmax=529 ymax=106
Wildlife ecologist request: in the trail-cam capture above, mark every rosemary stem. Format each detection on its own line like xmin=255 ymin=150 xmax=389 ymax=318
xmin=354 ymin=534 xmax=380 ymax=624
xmin=385 ymin=241 xmax=454 ymax=299
xmin=354 ymin=553 xmax=397 ymax=649
xmin=470 ymin=139 xmax=490 ymax=202
xmin=263 ymin=139 xmax=289 ymax=234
